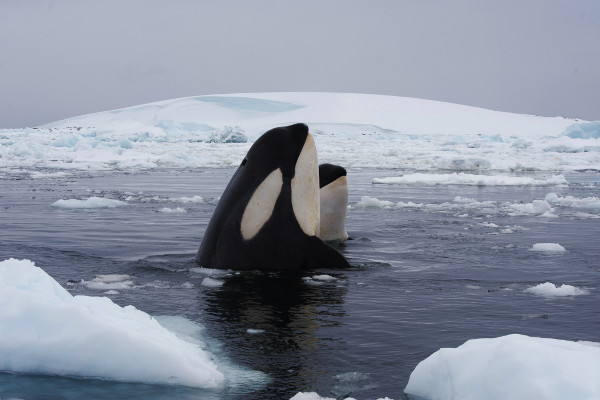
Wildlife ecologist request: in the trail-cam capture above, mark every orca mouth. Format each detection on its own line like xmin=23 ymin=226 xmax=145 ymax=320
xmin=291 ymin=133 xmax=320 ymax=237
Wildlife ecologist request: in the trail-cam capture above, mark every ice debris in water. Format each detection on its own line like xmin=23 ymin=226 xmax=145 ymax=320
xmin=0 ymin=258 xmax=224 ymax=388
xmin=159 ymin=207 xmax=187 ymax=213
xmin=373 ymin=173 xmax=568 ymax=186
xmin=290 ymin=393 xmax=393 ymax=400
xmin=51 ymin=197 xmax=128 ymax=209
xmin=201 ymin=277 xmax=225 ymax=287
xmin=524 ymin=282 xmax=589 ymax=297
xmin=405 ymin=334 xmax=600 ymax=400
xmin=81 ymin=274 xmax=134 ymax=290
xmin=530 ymin=243 xmax=566 ymax=252
xmin=355 ymin=196 xmax=395 ymax=209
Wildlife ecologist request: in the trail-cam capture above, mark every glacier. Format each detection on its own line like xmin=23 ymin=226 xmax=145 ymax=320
xmin=1 ymin=92 xmax=598 ymax=174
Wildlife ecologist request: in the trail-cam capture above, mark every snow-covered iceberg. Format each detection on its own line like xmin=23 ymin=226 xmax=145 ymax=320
xmin=1 ymin=93 xmax=597 ymax=173
xmin=404 ymin=334 xmax=600 ymax=400
xmin=0 ymin=258 xmax=224 ymax=388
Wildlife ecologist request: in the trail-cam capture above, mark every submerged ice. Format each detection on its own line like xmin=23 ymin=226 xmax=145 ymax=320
xmin=0 ymin=258 xmax=224 ymax=388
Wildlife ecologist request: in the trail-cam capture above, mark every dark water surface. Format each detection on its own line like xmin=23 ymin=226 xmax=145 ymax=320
xmin=1 ymin=169 xmax=599 ymax=399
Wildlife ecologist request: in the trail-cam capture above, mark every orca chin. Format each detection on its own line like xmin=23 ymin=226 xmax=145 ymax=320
xmin=196 ymin=123 xmax=350 ymax=271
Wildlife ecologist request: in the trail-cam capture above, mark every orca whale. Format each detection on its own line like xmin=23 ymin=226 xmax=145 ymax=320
xmin=196 ymin=123 xmax=350 ymax=270
xmin=318 ymin=164 xmax=349 ymax=241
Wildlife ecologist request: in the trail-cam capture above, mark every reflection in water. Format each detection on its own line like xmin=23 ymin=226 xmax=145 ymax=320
xmin=202 ymin=271 xmax=348 ymax=399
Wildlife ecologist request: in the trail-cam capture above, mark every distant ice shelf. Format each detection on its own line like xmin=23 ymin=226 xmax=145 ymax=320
xmin=0 ymin=93 xmax=598 ymax=174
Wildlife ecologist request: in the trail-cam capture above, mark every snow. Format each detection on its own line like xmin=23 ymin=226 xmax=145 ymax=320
xmin=1 ymin=93 xmax=596 ymax=174
xmin=531 ymin=243 xmax=567 ymax=252
xmin=50 ymin=197 xmax=128 ymax=209
xmin=404 ymin=334 xmax=600 ymax=400
xmin=524 ymin=282 xmax=589 ymax=297
xmin=0 ymin=258 xmax=224 ymax=388
xmin=373 ymin=173 xmax=568 ymax=186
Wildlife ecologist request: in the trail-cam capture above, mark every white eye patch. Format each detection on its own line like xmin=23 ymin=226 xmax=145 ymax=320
xmin=291 ymin=133 xmax=320 ymax=237
xmin=240 ymin=168 xmax=283 ymax=240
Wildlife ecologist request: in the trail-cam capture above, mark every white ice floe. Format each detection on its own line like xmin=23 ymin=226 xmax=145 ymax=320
xmin=176 ymin=195 xmax=205 ymax=203
xmin=290 ymin=393 xmax=393 ymax=400
xmin=0 ymin=258 xmax=223 ymax=388
xmin=405 ymin=334 xmax=600 ymax=400
xmin=2 ymin=93 xmax=596 ymax=174
xmin=354 ymin=196 xmax=395 ymax=209
xmin=246 ymin=329 xmax=265 ymax=335
xmin=373 ymin=173 xmax=568 ymax=186
xmin=531 ymin=243 xmax=567 ymax=252
xmin=201 ymin=277 xmax=225 ymax=288
xmin=524 ymin=282 xmax=589 ymax=297
xmin=310 ymin=274 xmax=337 ymax=282
xmin=51 ymin=197 xmax=128 ymax=209
xmin=508 ymin=199 xmax=556 ymax=217
xmin=545 ymin=192 xmax=600 ymax=209
xmin=159 ymin=207 xmax=187 ymax=213
xmin=81 ymin=274 xmax=134 ymax=290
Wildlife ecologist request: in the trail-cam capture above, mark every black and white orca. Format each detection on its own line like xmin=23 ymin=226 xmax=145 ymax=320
xmin=196 ymin=123 xmax=350 ymax=270
xmin=318 ymin=164 xmax=349 ymax=241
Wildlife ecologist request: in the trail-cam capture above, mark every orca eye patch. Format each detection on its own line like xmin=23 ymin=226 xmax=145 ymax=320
xmin=240 ymin=168 xmax=283 ymax=240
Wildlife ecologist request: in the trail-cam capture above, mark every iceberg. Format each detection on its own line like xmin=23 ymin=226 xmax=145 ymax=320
xmin=0 ymin=258 xmax=224 ymax=388
xmin=405 ymin=334 xmax=600 ymax=400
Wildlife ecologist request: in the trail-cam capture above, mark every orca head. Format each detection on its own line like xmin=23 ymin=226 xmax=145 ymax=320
xmin=239 ymin=123 xmax=320 ymax=240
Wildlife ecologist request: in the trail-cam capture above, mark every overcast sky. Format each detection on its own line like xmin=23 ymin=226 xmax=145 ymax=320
xmin=1 ymin=0 xmax=598 ymax=128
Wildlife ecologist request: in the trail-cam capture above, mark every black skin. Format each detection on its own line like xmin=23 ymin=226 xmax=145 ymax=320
xmin=196 ymin=123 xmax=350 ymax=271
xmin=318 ymin=163 xmax=347 ymax=188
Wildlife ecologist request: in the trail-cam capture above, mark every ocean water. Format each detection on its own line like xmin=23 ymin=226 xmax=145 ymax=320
xmin=1 ymin=168 xmax=599 ymax=400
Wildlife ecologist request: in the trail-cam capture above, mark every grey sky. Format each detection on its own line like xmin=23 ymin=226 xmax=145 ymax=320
xmin=1 ymin=0 xmax=599 ymax=128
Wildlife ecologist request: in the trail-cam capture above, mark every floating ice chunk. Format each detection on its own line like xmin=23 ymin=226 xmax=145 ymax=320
xmin=395 ymin=201 xmax=424 ymax=208
xmin=290 ymin=393 xmax=356 ymax=400
xmin=159 ymin=207 xmax=187 ymax=213
xmin=246 ymin=329 xmax=265 ymax=334
xmin=201 ymin=277 xmax=225 ymax=287
xmin=545 ymin=192 xmax=600 ymax=209
xmin=405 ymin=334 xmax=600 ymax=400
xmin=81 ymin=274 xmax=134 ymax=290
xmin=0 ymin=258 xmax=224 ymax=388
xmin=479 ymin=222 xmax=499 ymax=228
xmin=290 ymin=393 xmax=392 ymax=400
xmin=311 ymin=274 xmax=337 ymax=281
xmin=524 ymin=282 xmax=589 ymax=297
xmin=190 ymin=267 xmax=231 ymax=277
xmin=175 ymin=195 xmax=204 ymax=203
xmin=531 ymin=243 xmax=566 ymax=252
xmin=373 ymin=173 xmax=568 ymax=186
xmin=509 ymin=200 xmax=554 ymax=216
xmin=355 ymin=196 xmax=395 ymax=209
xmin=51 ymin=197 xmax=128 ymax=209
